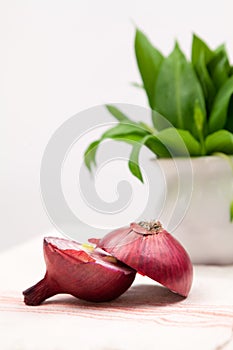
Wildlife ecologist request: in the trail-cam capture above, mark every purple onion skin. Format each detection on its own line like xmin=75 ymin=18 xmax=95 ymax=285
xmin=95 ymin=222 xmax=193 ymax=297
xmin=23 ymin=237 xmax=136 ymax=306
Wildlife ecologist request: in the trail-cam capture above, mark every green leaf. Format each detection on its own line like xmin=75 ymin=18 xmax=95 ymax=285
xmin=211 ymin=56 xmax=230 ymax=89
xmin=102 ymin=123 xmax=148 ymax=139
xmin=191 ymin=34 xmax=213 ymax=66
xmin=191 ymin=34 xmax=215 ymax=114
xmin=156 ymin=128 xmax=202 ymax=156
xmin=205 ymin=130 xmax=233 ymax=154
xmin=135 ymin=28 xmax=164 ymax=108
xmin=151 ymin=110 xmax=171 ymax=131
xmin=194 ymin=51 xmax=216 ymax=114
xmin=194 ymin=100 xmax=205 ymax=134
xmin=134 ymin=128 xmax=201 ymax=159
xmin=144 ymin=135 xmax=171 ymax=158
xmin=209 ymin=76 xmax=233 ymax=133
xmin=128 ymin=134 xmax=170 ymax=182
xmin=153 ymin=42 xmax=206 ymax=137
xmin=138 ymin=121 xmax=157 ymax=134
xmin=84 ymin=140 xmax=100 ymax=170
xmin=128 ymin=137 xmax=150 ymax=182
xmin=194 ymin=100 xmax=206 ymax=154
xmin=84 ymin=122 xmax=149 ymax=172
xmin=131 ymin=82 xmax=144 ymax=89
xmin=225 ymin=95 xmax=233 ymax=132
xmin=112 ymin=133 xmax=144 ymax=143
xmin=207 ymin=45 xmax=230 ymax=89
xmin=106 ymin=105 xmax=133 ymax=122
xmin=230 ymin=200 xmax=233 ymax=222
xmin=127 ymin=128 xmax=200 ymax=181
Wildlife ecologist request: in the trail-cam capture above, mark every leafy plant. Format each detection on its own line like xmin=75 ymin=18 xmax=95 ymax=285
xmin=84 ymin=29 xmax=233 ymax=220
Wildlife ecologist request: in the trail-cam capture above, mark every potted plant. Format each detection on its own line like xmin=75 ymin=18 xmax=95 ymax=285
xmin=84 ymin=29 xmax=233 ymax=264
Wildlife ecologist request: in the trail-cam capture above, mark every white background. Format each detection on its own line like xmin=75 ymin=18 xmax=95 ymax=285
xmin=1 ymin=0 xmax=232 ymax=250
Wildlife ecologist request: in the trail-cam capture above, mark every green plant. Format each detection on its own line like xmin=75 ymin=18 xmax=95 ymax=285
xmin=84 ymin=29 xmax=233 ymax=220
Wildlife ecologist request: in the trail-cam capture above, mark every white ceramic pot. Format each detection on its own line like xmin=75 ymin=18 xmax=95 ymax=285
xmin=152 ymin=156 xmax=233 ymax=264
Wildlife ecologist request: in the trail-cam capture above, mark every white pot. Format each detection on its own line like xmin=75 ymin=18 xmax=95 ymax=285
xmin=152 ymin=156 xmax=233 ymax=264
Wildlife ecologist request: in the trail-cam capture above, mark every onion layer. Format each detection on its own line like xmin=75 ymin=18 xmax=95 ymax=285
xmin=23 ymin=237 xmax=136 ymax=305
xmin=94 ymin=221 xmax=193 ymax=297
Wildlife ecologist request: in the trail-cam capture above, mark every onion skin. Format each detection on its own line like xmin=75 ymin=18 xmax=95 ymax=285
xmin=94 ymin=222 xmax=193 ymax=297
xmin=23 ymin=237 xmax=136 ymax=305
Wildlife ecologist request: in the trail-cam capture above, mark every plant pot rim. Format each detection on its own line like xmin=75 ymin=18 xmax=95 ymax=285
xmin=153 ymin=155 xmax=233 ymax=161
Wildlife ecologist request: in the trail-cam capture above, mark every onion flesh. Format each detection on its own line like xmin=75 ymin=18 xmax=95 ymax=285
xmin=23 ymin=237 xmax=136 ymax=305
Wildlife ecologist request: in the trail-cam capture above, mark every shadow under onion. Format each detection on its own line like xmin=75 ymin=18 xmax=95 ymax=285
xmin=43 ymin=283 xmax=185 ymax=309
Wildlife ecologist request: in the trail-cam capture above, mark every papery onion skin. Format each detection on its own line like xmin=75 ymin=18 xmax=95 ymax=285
xmin=23 ymin=237 xmax=136 ymax=306
xmin=94 ymin=221 xmax=193 ymax=297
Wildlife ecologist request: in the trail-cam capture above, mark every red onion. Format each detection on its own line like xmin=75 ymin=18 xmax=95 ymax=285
xmin=92 ymin=221 xmax=193 ymax=297
xmin=23 ymin=237 xmax=136 ymax=305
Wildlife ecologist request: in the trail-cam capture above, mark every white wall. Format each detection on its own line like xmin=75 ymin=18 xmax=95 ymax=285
xmin=0 ymin=0 xmax=232 ymax=250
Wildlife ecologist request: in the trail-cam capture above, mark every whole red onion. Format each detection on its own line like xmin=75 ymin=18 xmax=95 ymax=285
xmin=23 ymin=237 xmax=136 ymax=305
xmin=93 ymin=221 xmax=193 ymax=297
